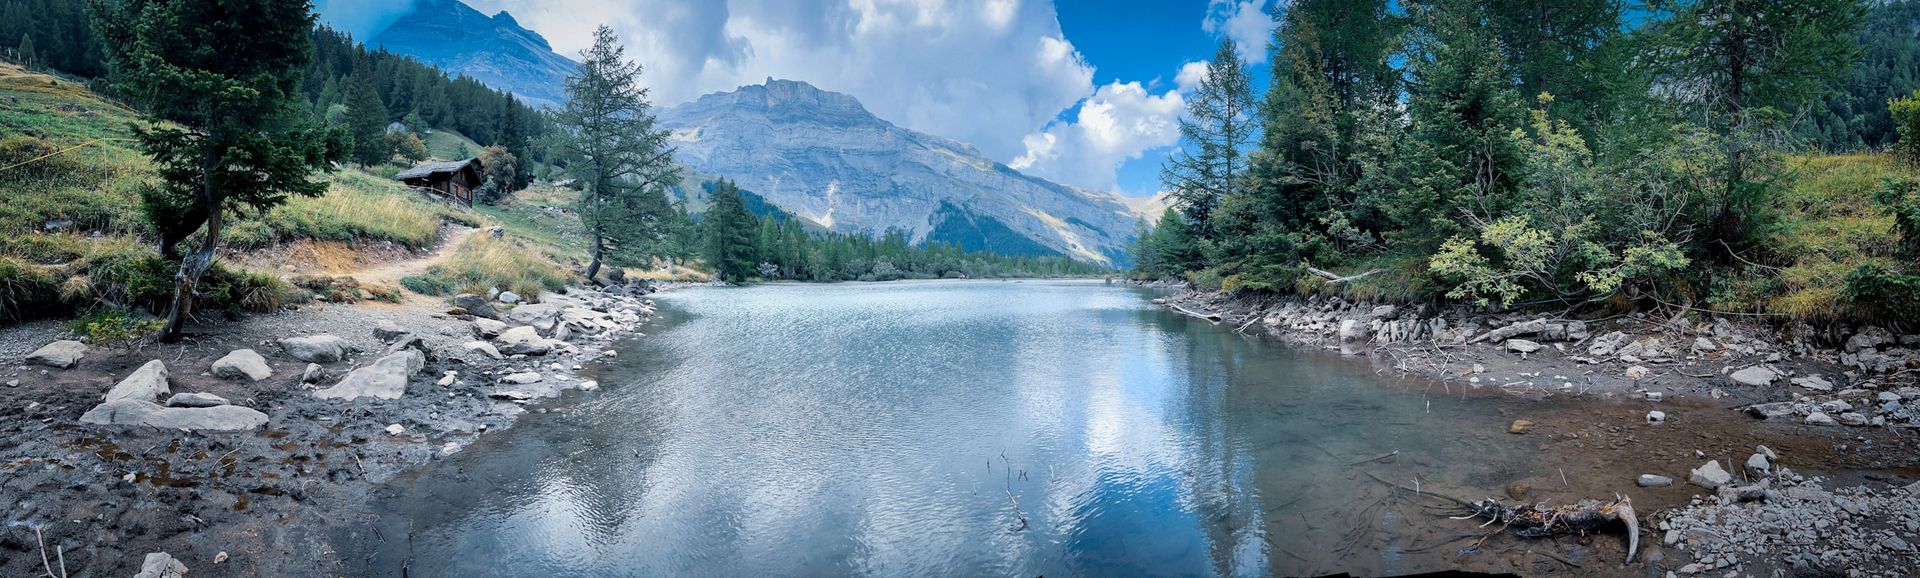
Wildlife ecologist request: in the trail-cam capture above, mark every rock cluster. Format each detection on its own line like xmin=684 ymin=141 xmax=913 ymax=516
xmin=1659 ymin=460 xmax=1920 ymax=577
xmin=77 ymin=360 xmax=269 ymax=431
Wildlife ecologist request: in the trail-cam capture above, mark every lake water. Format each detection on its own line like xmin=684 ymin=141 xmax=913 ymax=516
xmin=362 ymin=280 xmax=1819 ymax=577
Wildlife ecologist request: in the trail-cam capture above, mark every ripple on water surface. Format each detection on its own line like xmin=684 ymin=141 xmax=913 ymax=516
xmin=363 ymin=279 xmax=1858 ymax=577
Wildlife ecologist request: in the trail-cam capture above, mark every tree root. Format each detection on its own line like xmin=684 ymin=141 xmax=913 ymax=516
xmin=1457 ymin=496 xmax=1639 ymax=563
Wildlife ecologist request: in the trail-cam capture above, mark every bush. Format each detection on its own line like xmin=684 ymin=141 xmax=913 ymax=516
xmin=0 ymin=256 xmax=62 ymax=323
xmin=400 ymin=274 xmax=453 ymax=296
xmin=68 ymin=307 xmax=162 ymax=348
xmin=1840 ymin=264 xmax=1920 ymax=327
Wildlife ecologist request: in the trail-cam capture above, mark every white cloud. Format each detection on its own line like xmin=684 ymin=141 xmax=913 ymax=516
xmin=1174 ymin=60 xmax=1209 ymax=92
xmin=463 ymin=0 xmax=1092 ymax=161
xmin=1011 ymin=80 xmax=1183 ymax=192
xmin=1202 ymin=0 xmax=1278 ymax=65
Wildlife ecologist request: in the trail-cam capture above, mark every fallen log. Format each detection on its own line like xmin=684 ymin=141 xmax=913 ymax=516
xmin=1457 ymin=496 xmax=1640 ymax=563
xmin=1168 ymin=303 xmax=1223 ymax=322
xmin=1306 ymin=266 xmax=1383 ymax=284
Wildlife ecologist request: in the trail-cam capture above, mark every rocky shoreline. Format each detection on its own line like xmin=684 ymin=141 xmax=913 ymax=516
xmin=0 ymin=281 xmax=672 ymax=577
xmin=1147 ymin=285 xmax=1920 ymax=577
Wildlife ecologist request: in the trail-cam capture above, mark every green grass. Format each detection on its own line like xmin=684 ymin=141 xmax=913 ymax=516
xmin=226 ymin=169 xmax=488 ymax=250
xmin=1739 ymin=154 xmax=1909 ymax=319
xmin=423 ymin=128 xmax=482 ymax=160
xmin=474 ymin=186 xmax=588 ymax=261
xmin=410 ymin=235 xmax=569 ymax=299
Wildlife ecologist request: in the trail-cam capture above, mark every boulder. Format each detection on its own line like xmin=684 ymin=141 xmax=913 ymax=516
xmin=210 ymin=349 xmax=272 ymax=381
xmin=1338 ymin=319 xmax=1369 ymax=343
xmin=278 ymin=335 xmax=351 ymax=363
xmin=301 ymin=363 xmax=325 ymax=383
xmin=386 ymin=423 xmax=406 ymax=436
xmin=134 ymin=552 xmax=188 ymax=578
xmin=1744 ymin=402 xmax=1795 ymax=420
xmin=1804 ymin=412 xmax=1837 ymax=426
xmin=495 ymin=326 xmax=552 ymax=355
xmin=1588 ymin=331 xmax=1631 ymax=357
xmin=165 ymin=392 xmax=228 ymax=408
xmin=497 ymin=290 xmax=523 ymax=304
xmin=1637 ymin=474 xmax=1674 ymax=487
xmin=453 ymin=293 xmax=499 ymax=319
xmin=505 ymin=303 xmax=563 ymax=331
xmin=463 ymin=341 xmax=504 ymax=360
xmin=1729 ymin=365 xmax=1780 ymax=386
xmin=104 ymin=360 xmax=171 ymax=404
xmin=1846 ymin=326 xmax=1894 ymax=353
xmin=81 ymin=385 xmax=266 ymax=431
xmin=314 ymin=350 xmax=423 ymax=401
xmin=1506 ymin=339 xmax=1544 ymax=354
xmin=24 ymin=339 xmax=87 ymax=368
xmin=471 ymin=317 xmax=509 ymax=338
xmin=1366 ymin=305 xmax=1397 ymax=320
xmin=1819 ymin=400 xmax=1854 ymax=414
xmin=373 ymin=319 xmax=410 ymax=342
xmin=1689 ymin=461 xmax=1732 ymax=489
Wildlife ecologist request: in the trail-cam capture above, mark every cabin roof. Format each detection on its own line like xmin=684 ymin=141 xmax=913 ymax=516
xmin=395 ymin=158 xmax=481 ymax=181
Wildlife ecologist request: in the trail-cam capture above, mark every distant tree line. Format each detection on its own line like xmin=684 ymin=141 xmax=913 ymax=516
xmin=1137 ymin=0 xmax=1918 ymax=325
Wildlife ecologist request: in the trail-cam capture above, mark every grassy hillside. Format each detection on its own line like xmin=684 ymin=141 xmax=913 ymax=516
xmin=423 ymin=128 xmax=483 ymax=160
xmin=1728 ymin=154 xmax=1914 ymax=320
xmin=0 ymin=63 xmax=588 ymax=325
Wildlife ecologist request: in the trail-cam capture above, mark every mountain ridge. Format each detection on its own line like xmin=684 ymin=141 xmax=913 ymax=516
xmin=368 ymin=0 xmax=577 ymax=109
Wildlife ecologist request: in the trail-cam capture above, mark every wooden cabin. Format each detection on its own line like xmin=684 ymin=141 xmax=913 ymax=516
xmin=395 ymin=158 xmax=483 ymax=207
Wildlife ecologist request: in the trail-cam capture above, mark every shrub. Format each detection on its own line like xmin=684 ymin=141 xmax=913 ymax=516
xmin=68 ymin=307 xmax=162 ymax=348
xmin=400 ymin=274 xmax=454 ymax=296
xmin=0 ymin=256 xmax=62 ymax=323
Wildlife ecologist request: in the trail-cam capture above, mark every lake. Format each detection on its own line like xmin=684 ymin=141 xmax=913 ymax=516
xmin=361 ymin=279 xmax=1828 ymax=577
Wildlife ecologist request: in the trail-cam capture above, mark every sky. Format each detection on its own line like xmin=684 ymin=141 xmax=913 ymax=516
xmin=315 ymin=0 xmax=1280 ymax=198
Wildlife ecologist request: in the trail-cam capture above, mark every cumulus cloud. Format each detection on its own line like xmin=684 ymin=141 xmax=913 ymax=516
xmin=1174 ymin=60 xmax=1210 ymax=92
xmin=1203 ymin=0 xmax=1278 ymax=65
xmin=1011 ymin=81 xmax=1182 ymax=193
xmin=460 ymin=0 xmax=1091 ymax=161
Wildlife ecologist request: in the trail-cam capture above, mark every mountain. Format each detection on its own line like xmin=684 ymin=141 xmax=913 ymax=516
xmin=658 ymin=79 xmax=1141 ymax=265
xmin=368 ymin=0 xmax=577 ymax=109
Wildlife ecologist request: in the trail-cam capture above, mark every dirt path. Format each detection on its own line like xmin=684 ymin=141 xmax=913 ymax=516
xmin=349 ymin=224 xmax=478 ymax=286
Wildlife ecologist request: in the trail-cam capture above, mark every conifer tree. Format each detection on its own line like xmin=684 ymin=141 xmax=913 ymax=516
xmin=1161 ymin=39 xmax=1257 ymax=239
xmin=344 ymin=72 xmax=390 ymax=165
xmin=554 ymin=25 xmax=680 ymax=280
xmin=702 ymin=180 xmax=759 ymax=282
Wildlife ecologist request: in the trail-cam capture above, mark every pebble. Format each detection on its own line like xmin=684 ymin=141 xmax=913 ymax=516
xmin=1647 ymin=410 xmax=1667 ymax=424
xmin=385 ymin=424 xmax=405 ymax=436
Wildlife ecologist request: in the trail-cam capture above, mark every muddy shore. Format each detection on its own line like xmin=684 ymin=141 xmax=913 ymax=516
xmin=0 ymin=280 xmax=680 ymax=577
xmin=1146 ymin=284 xmax=1920 ymax=576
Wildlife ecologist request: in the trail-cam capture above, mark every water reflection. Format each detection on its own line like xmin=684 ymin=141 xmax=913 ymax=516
xmin=366 ymin=280 xmax=1618 ymax=577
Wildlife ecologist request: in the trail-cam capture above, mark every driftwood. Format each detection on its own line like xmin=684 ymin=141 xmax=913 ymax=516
xmin=1457 ymin=496 xmax=1640 ymax=562
xmin=1306 ymin=266 xmax=1383 ymax=284
xmin=1168 ymin=303 xmax=1222 ymax=322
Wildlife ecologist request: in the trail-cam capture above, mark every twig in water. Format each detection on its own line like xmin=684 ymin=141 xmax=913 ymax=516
xmin=1347 ymin=450 xmax=1400 ymax=467
xmin=1559 ymin=468 xmax=1569 ymax=487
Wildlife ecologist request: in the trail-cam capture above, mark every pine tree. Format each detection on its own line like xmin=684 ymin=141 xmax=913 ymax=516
xmin=1390 ymin=0 xmax=1526 ymax=248
xmin=344 ymin=72 xmax=390 ymax=165
xmin=91 ymin=0 xmax=345 ymax=340
xmin=702 ymin=180 xmax=758 ymax=282
xmin=495 ymin=95 xmax=531 ymax=189
xmin=16 ymin=33 xmax=35 ymax=70
xmin=554 ymin=25 xmax=680 ymax=280
xmin=1161 ymin=38 xmax=1257 ymax=239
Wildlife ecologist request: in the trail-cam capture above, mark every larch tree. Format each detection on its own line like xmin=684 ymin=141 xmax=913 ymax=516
xmin=554 ymin=26 xmax=680 ymax=281
xmin=90 ymin=0 xmax=344 ymax=341
xmin=1161 ymin=38 xmax=1257 ymax=239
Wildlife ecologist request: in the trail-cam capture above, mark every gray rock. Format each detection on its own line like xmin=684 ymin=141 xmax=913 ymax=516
xmin=278 ymin=335 xmax=352 ymax=363
xmin=1745 ymin=402 xmax=1795 ymax=419
xmin=497 ymin=290 xmax=523 ymax=304
xmin=301 ymin=363 xmax=325 ymax=383
xmin=165 ymin=392 xmax=228 ymax=408
xmin=1838 ymin=412 xmax=1868 ymax=426
xmin=1757 ymin=445 xmax=1777 ymax=460
xmin=464 ymin=340 xmax=504 ymax=360
xmin=1804 ymin=412 xmax=1837 ymax=426
xmin=1693 ymin=337 xmax=1718 ymax=352
xmin=1338 ymin=319 xmax=1369 ymax=343
xmin=1366 ymin=305 xmax=1397 ymax=320
xmin=210 ymin=349 xmax=272 ymax=381
xmin=500 ymin=371 xmax=543 ymax=384
xmin=1638 ymin=474 xmax=1674 ymax=487
xmin=1729 ymin=365 xmax=1780 ymax=386
xmin=314 ymin=350 xmax=423 ymax=401
xmin=24 ymin=339 xmax=87 ymax=368
xmin=103 ymin=360 xmax=170 ymax=404
xmin=471 ymin=317 xmax=509 ymax=338
xmin=505 ymin=303 xmax=563 ymax=331
xmin=134 ymin=552 xmax=188 ymax=578
xmin=495 ymin=326 xmax=552 ymax=355
xmin=1846 ymin=326 xmax=1894 ymax=353
xmin=1690 ymin=460 xmax=1732 ymax=489
xmin=454 ymin=293 xmax=499 ymax=319
xmin=1745 ymin=453 xmax=1771 ymax=477
xmin=1588 ymin=331 xmax=1631 ymax=356
xmin=1647 ymin=410 xmax=1667 ymax=423
xmin=82 ymin=399 xmax=267 ymax=431
xmin=1791 ymin=375 xmax=1834 ymax=391
xmin=1507 ymin=339 xmax=1544 ymax=354
xmin=1819 ymin=400 xmax=1854 ymax=414
xmin=373 ymin=319 xmax=410 ymax=342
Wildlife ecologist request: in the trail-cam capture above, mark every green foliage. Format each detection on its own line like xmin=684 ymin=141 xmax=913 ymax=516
xmin=67 ymin=307 xmax=161 ymax=348
xmin=1161 ymin=39 xmax=1256 ymax=236
xmin=1799 ymin=1 xmax=1920 ymax=151
xmin=1894 ymin=91 xmax=1920 ymax=167
xmin=0 ymin=255 xmax=59 ymax=323
xmin=1839 ymin=264 xmax=1920 ymax=326
xmin=410 ymin=235 xmax=567 ymax=298
xmin=554 ymin=26 xmax=682 ymax=279
xmin=399 ymin=274 xmax=454 ymax=296
xmin=702 ymin=180 xmax=760 ymax=281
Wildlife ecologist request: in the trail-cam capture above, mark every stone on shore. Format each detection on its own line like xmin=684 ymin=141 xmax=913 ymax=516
xmin=104 ymin=359 xmax=171 ymax=404
xmin=301 ymin=363 xmax=325 ymax=383
xmin=1625 ymin=365 xmax=1650 ymax=380
xmin=25 ymin=339 xmax=87 ymax=368
xmin=498 ymin=290 xmax=523 ymax=304
xmin=495 ymin=326 xmax=552 ymax=355
xmin=1506 ymin=339 xmax=1543 ymax=354
xmin=1729 ymin=365 xmax=1780 ymax=386
xmin=471 ymin=317 xmax=508 ymax=338
xmin=314 ymin=350 xmax=423 ymax=401
xmin=386 ymin=423 xmax=406 ymax=436
xmin=210 ymin=349 xmax=272 ymax=381
xmin=1690 ymin=460 xmax=1732 ymax=489
xmin=1791 ymin=375 xmax=1834 ymax=391
xmin=1646 ymin=410 xmax=1666 ymax=424
xmin=373 ymin=319 xmax=410 ymax=342
xmin=1693 ymin=337 xmax=1718 ymax=352
xmin=1507 ymin=419 xmax=1535 ymax=434
xmin=134 ymin=552 xmax=188 ymax=578
xmin=463 ymin=340 xmax=504 ymax=359
xmin=506 ymin=303 xmax=562 ymax=331
xmin=1805 ymin=411 xmax=1837 ymax=426
xmin=500 ymin=371 xmax=543 ymax=384
xmin=165 ymin=392 xmax=228 ymax=408
xmin=1638 ymin=474 xmax=1673 ymax=487
xmin=454 ymin=293 xmax=499 ymax=319
xmin=1338 ymin=319 xmax=1369 ymax=343
xmin=278 ymin=335 xmax=351 ymax=363
xmin=82 ymin=402 xmax=268 ymax=431
xmin=1745 ymin=452 xmax=1771 ymax=477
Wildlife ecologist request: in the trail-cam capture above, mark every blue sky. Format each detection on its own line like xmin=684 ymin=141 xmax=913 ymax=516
xmin=318 ymin=0 xmax=1280 ymax=198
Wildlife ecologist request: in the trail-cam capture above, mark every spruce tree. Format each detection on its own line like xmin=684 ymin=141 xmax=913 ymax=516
xmin=1161 ymin=38 xmax=1257 ymax=240
xmin=702 ymin=180 xmax=758 ymax=282
xmin=554 ymin=25 xmax=680 ymax=280
xmin=344 ymin=72 xmax=390 ymax=165
xmin=91 ymin=0 xmax=344 ymax=340
xmin=17 ymin=33 xmax=35 ymax=70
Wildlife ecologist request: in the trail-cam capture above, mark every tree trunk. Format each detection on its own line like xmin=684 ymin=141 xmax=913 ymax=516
xmin=158 ymin=205 xmax=222 ymax=342
xmin=584 ymin=232 xmax=605 ymax=280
